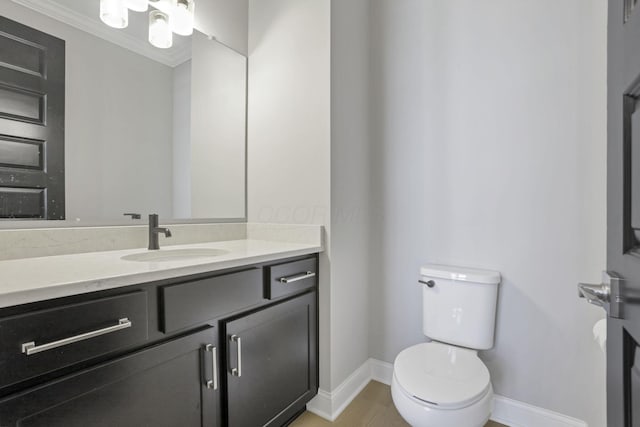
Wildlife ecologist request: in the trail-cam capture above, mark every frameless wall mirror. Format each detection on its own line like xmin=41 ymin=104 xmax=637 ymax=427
xmin=0 ymin=0 xmax=247 ymax=226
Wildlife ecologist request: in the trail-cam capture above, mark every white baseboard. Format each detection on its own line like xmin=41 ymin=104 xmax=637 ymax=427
xmin=305 ymin=389 xmax=333 ymax=421
xmin=491 ymin=395 xmax=587 ymax=427
xmin=307 ymin=358 xmax=587 ymax=427
xmin=370 ymin=358 xmax=393 ymax=384
xmin=306 ymin=360 xmax=372 ymax=421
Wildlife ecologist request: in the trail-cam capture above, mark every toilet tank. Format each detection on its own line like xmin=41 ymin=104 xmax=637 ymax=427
xmin=421 ymin=264 xmax=501 ymax=350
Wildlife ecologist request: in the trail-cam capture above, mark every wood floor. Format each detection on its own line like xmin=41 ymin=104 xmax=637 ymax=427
xmin=290 ymin=381 xmax=506 ymax=427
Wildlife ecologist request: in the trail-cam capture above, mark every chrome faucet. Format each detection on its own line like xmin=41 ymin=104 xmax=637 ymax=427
xmin=148 ymin=214 xmax=172 ymax=250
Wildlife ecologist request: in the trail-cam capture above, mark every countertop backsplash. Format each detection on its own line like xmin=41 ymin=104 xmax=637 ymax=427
xmin=0 ymin=223 xmax=323 ymax=261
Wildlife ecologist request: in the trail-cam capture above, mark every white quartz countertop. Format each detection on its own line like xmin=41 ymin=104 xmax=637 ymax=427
xmin=0 ymin=239 xmax=322 ymax=308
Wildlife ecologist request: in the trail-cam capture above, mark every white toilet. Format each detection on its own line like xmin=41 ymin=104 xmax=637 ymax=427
xmin=391 ymin=264 xmax=501 ymax=427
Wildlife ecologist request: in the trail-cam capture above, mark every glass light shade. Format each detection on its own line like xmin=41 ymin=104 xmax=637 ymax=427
xmin=125 ymin=0 xmax=148 ymax=12
xmin=149 ymin=10 xmax=173 ymax=49
xmin=172 ymin=0 xmax=194 ymax=36
xmin=100 ymin=0 xmax=128 ymax=29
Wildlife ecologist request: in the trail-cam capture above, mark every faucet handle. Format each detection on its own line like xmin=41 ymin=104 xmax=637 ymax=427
xmin=123 ymin=213 xmax=141 ymax=220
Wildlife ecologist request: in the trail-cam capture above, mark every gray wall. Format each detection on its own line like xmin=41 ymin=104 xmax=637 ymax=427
xmin=247 ymin=0 xmax=331 ymax=389
xmin=172 ymin=60 xmax=192 ymax=218
xmin=247 ymin=4 xmax=608 ymax=424
xmin=367 ymin=1 xmax=607 ymax=425
xmin=248 ymin=0 xmax=372 ymax=395
xmin=190 ymin=32 xmax=246 ymax=219
xmin=329 ymin=0 xmax=372 ymax=389
xmin=195 ymin=0 xmax=248 ymax=55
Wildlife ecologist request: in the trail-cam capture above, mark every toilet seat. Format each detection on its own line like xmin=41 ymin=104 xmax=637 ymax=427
xmin=393 ymin=342 xmax=491 ymax=410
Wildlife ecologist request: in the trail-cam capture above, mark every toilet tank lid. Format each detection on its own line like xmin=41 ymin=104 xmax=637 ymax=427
xmin=420 ymin=264 xmax=501 ymax=285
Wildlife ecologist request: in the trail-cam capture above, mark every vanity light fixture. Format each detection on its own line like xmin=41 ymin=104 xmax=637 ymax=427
xmin=149 ymin=10 xmax=173 ymax=49
xmin=172 ymin=0 xmax=195 ymax=36
xmin=99 ymin=0 xmax=195 ymax=49
xmin=100 ymin=0 xmax=128 ymax=29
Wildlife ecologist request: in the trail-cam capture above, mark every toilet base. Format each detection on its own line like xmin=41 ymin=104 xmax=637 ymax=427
xmin=391 ymin=373 xmax=494 ymax=427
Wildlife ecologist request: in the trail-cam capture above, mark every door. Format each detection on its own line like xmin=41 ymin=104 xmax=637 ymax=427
xmin=607 ymin=0 xmax=640 ymax=425
xmin=0 ymin=16 xmax=65 ymax=219
xmin=223 ymin=291 xmax=318 ymax=427
xmin=0 ymin=327 xmax=220 ymax=427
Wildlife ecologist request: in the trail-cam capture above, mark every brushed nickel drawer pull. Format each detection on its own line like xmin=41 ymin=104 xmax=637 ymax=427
xmin=21 ymin=318 xmax=132 ymax=356
xmin=230 ymin=334 xmax=242 ymax=377
xmin=279 ymin=271 xmax=316 ymax=284
xmin=205 ymin=344 xmax=218 ymax=390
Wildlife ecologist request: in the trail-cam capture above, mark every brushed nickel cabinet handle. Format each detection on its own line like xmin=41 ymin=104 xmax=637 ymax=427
xmin=230 ymin=334 xmax=242 ymax=377
xmin=21 ymin=318 xmax=132 ymax=356
xmin=279 ymin=271 xmax=316 ymax=284
xmin=205 ymin=344 xmax=218 ymax=390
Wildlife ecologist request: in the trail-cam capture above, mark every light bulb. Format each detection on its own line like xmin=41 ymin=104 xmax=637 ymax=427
xmin=100 ymin=0 xmax=128 ymax=29
xmin=125 ymin=0 xmax=148 ymax=12
xmin=149 ymin=10 xmax=173 ymax=49
xmin=172 ymin=0 xmax=194 ymax=36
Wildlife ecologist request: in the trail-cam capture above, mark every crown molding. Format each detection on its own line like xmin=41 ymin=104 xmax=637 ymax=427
xmin=11 ymin=0 xmax=190 ymax=67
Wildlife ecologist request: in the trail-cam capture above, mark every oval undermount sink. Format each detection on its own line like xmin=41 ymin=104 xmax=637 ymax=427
xmin=121 ymin=248 xmax=229 ymax=262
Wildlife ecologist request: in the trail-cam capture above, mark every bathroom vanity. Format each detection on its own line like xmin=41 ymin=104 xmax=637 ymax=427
xmin=0 ymin=238 xmax=320 ymax=427
xmin=0 ymin=2 xmax=320 ymax=424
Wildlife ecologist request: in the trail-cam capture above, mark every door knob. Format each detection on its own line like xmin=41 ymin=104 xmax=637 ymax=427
xmin=577 ymin=282 xmax=609 ymax=307
xmin=578 ymin=271 xmax=623 ymax=319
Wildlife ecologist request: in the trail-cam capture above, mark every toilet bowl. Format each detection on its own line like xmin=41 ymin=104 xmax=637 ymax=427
xmin=391 ymin=264 xmax=501 ymax=427
xmin=391 ymin=342 xmax=493 ymax=427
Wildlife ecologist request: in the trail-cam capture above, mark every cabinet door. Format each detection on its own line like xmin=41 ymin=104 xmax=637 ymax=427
xmin=0 ymin=327 xmax=220 ymax=427
xmin=225 ymin=291 xmax=318 ymax=427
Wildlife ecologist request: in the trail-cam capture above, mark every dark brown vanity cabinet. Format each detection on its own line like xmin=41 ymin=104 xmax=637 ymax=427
xmin=224 ymin=291 xmax=318 ymax=427
xmin=0 ymin=290 xmax=149 ymax=391
xmin=0 ymin=327 xmax=220 ymax=427
xmin=0 ymin=254 xmax=319 ymax=427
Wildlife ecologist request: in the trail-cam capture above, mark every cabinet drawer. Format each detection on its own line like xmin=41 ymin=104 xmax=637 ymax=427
xmin=0 ymin=291 xmax=148 ymax=390
xmin=266 ymin=257 xmax=317 ymax=300
xmin=0 ymin=327 xmax=218 ymax=427
xmin=160 ymin=268 xmax=263 ymax=333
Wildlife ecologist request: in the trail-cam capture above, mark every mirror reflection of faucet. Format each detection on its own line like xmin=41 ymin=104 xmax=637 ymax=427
xmin=148 ymin=214 xmax=172 ymax=250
